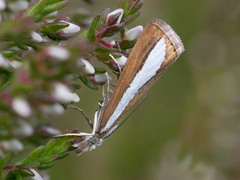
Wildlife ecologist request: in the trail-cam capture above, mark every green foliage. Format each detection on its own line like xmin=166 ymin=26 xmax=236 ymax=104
xmin=79 ymin=76 xmax=98 ymax=90
xmin=0 ymin=154 xmax=11 ymax=176
xmin=87 ymin=15 xmax=100 ymax=42
xmin=0 ymin=0 xmax=144 ymax=179
xmin=18 ymin=136 xmax=75 ymax=167
xmin=26 ymin=0 xmax=70 ymax=21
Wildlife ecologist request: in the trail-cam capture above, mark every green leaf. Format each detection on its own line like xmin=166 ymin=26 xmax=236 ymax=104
xmin=0 ymin=154 xmax=11 ymax=178
xmin=71 ymin=84 xmax=81 ymax=90
xmin=6 ymin=169 xmax=23 ymax=180
xmin=0 ymin=18 xmax=34 ymax=43
xmin=26 ymin=0 xmax=70 ymax=21
xmin=82 ymin=0 xmax=94 ymax=4
xmin=95 ymin=68 xmax=107 ymax=74
xmin=87 ymin=15 xmax=100 ymax=42
xmin=37 ymin=161 xmax=55 ymax=170
xmin=11 ymin=85 xmax=36 ymax=95
xmin=17 ymin=136 xmax=75 ymax=169
xmin=125 ymin=10 xmax=141 ymax=25
xmin=79 ymin=76 xmax=98 ymax=90
xmin=0 ymin=69 xmax=12 ymax=92
xmin=41 ymin=22 xmax=69 ymax=33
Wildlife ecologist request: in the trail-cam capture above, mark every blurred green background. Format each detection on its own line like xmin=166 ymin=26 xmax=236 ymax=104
xmin=50 ymin=0 xmax=240 ymax=179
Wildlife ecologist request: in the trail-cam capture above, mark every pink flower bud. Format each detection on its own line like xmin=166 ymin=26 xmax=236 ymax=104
xmin=31 ymin=31 xmax=43 ymax=42
xmin=124 ymin=25 xmax=143 ymax=41
xmin=105 ymin=8 xmax=124 ymax=25
xmin=52 ymin=82 xmax=80 ymax=103
xmin=59 ymin=20 xmax=81 ymax=35
xmin=78 ymin=58 xmax=95 ymax=74
xmin=11 ymin=97 xmax=32 ymax=117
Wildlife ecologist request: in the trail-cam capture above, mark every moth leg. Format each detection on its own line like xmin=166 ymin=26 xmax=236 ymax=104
xmin=67 ymin=105 xmax=93 ymax=129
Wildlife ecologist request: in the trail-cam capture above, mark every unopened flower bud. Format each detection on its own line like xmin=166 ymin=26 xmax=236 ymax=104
xmin=91 ymin=72 xmax=108 ymax=84
xmin=12 ymin=97 xmax=32 ymax=117
xmin=13 ymin=119 xmax=34 ymax=137
xmin=52 ymin=82 xmax=80 ymax=103
xmin=41 ymin=103 xmax=64 ymax=115
xmin=0 ymin=0 xmax=6 ymax=11
xmin=38 ymin=126 xmax=61 ymax=136
xmin=105 ymin=9 xmax=124 ymax=25
xmin=31 ymin=31 xmax=43 ymax=42
xmin=59 ymin=21 xmax=81 ymax=35
xmin=78 ymin=58 xmax=95 ymax=74
xmin=46 ymin=46 xmax=70 ymax=61
xmin=0 ymin=53 xmax=9 ymax=68
xmin=30 ymin=168 xmax=44 ymax=180
xmin=0 ymin=139 xmax=23 ymax=153
xmin=124 ymin=25 xmax=143 ymax=41
xmin=8 ymin=0 xmax=28 ymax=12
xmin=9 ymin=60 xmax=22 ymax=69
xmin=115 ymin=55 xmax=128 ymax=66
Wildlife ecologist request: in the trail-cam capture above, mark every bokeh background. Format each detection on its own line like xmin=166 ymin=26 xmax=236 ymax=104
xmin=50 ymin=0 xmax=240 ymax=179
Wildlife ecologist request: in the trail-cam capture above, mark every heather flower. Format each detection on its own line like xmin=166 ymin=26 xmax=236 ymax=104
xmin=78 ymin=58 xmax=95 ymax=74
xmin=11 ymin=97 xmax=32 ymax=117
xmin=124 ymin=25 xmax=143 ymax=41
xmin=52 ymin=82 xmax=80 ymax=103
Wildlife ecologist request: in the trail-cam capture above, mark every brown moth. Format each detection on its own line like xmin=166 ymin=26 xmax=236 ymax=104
xmin=57 ymin=19 xmax=185 ymax=155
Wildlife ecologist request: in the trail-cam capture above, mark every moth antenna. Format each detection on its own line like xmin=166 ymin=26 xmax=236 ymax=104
xmin=67 ymin=105 xmax=93 ymax=129
xmin=103 ymin=94 xmax=148 ymax=140
xmin=101 ymin=84 xmax=105 ymax=98
xmin=106 ymin=72 xmax=111 ymax=96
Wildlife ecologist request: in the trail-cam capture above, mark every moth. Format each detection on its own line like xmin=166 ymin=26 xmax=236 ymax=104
xmin=57 ymin=19 xmax=185 ymax=155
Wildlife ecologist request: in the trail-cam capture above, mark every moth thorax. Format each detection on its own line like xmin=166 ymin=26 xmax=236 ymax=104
xmin=90 ymin=136 xmax=99 ymax=144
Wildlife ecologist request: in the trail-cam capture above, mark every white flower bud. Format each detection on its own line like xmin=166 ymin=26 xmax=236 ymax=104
xmin=110 ymin=40 xmax=116 ymax=46
xmin=116 ymin=55 xmax=128 ymax=66
xmin=60 ymin=21 xmax=81 ymax=34
xmin=8 ymin=0 xmax=28 ymax=12
xmin=47 ymin=46 xmax=70 ymax=61
xmin=78 ymin=58 xmax=95 ymax=74
xmin=124 ymin=25 xmax=143 ymax=41
xmin=0 ymin=139 xmax=23 ymax=153
xmin=52 ymin=82 xmax=80 ymax=103
xmin=9 ymin=60 xmax=22 ymax=69
xmin=106 ymin=9 xmax=124 ymax=25
xmin=13 ymin=119 xmax=34 ymax=137
xmin=0 ymin=53 xmax=9 ymax=68
xmin=0 ymin=0 xmax=6 ymax=11
xmin=46 ymin=11 xmax=58 ymax=17
xmin=94 ymin=73 xmax=108 ymax=84
xmin=12 ymin=97 xmax=32 ymax=117
xmin=41 ymin=126 xmax=61 ymax=135
xmin=41 ymin=103 xmax=64 ymax=115
xmin=31 ymin=31 xmax=43 ymax=42
xmin=30 ymin=168 xmax=44 ymax=180
xmin=42 ymin=36 xmax=53 ymax=43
